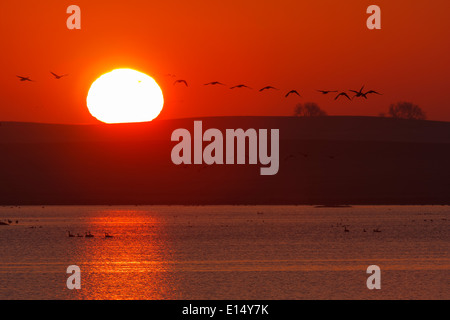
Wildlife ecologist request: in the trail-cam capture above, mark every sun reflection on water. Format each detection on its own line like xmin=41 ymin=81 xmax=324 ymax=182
xmin=67 ymin=208 xmax=177 ymax=300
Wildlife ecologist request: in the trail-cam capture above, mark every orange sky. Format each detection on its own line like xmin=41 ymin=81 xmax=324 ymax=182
xmin=0 ymin=0 xmax=449 ymax=124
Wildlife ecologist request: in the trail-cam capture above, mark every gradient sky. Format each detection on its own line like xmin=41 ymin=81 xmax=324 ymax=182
xmin=0 ymin=0 xmax=449 ymax=124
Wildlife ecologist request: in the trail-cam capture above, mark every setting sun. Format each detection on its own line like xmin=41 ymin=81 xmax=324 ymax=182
xmin=86 ymin=68 xmax=164 ymax=124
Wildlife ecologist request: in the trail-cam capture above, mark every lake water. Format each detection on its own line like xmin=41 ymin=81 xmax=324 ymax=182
xmin=0 ymin=205 xmax=448 ymax=300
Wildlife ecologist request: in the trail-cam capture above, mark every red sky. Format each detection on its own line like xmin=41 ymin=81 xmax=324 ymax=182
xmin=0 ymin=0 xmax=449 ymax=124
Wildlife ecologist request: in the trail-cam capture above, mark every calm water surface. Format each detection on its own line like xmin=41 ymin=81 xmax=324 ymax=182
xmin=0 ymin=205 xmax=448 ymax=299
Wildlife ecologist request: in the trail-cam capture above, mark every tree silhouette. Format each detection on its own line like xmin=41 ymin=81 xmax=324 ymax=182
xmin=388 ymin=102 xmax=426 ymax=120
xmin=294 ymin=102 xmax=327 ymax=117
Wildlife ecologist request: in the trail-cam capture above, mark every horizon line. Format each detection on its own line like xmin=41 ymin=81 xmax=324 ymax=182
xmin=1 ymin=115 xmax=448 ymax=126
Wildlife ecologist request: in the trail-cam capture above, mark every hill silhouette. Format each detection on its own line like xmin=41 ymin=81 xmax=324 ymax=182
xmin=0 ymin=116 xmax=449 ymax=205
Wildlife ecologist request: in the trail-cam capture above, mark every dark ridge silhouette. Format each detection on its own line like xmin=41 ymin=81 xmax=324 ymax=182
xmin=298 ymin=152 xmax=309 ymax=158
xmin=284 ymin=154 xmax=295 ymax=161
xmin=0 ymin=116 xmax=449 ymax=205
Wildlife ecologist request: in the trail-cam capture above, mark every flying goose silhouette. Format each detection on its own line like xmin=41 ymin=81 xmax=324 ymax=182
xmin=284 ymin=154 xmax=295 ymax=161
xmin=230 ymin=84 xmax=252 ymax=89
xmin=16 ymin=76 xmax=34 ymax=82
xmin=361 ymin=90 xmax=382 ymax=99
xmin=259 ymin=86 xmax=278 ymax=92
xmin=351 ymin=87 xmax=382 ymax=99
xmin=204 ymin=81 xmax=225 ymax=86
xmin=335 ymin=92 xmax=352 ymax=101
xmin=285 ymin=90 xmax=301 ymax=97
xmin=317 ymin=90 xmax=338 ymax=95
xmin=350 ymin=86 xmax=365 ymax=98
xmin=174 ymin=79 xmax=188 ymax=86
xmin=50 ymin=72 xmax=68 ymax=79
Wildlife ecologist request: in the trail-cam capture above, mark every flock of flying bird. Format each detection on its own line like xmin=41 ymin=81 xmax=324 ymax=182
xmin=16 ymin=72 xmax=381 ymax=101
xmin=16 ymin=72 xmax=68 ymax=82
xmin=173 ymin=78 xmax=382 ymax=101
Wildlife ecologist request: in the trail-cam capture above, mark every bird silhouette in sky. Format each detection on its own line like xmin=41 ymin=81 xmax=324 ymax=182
xmin=351 ymin=86 xmax=382 ymax=99
xmin=317 ymin=90 xmax=338 ymax=95
xmin=359 ymin=90 xmax=382 ymax=99
xmin=285 ymin=90 xmax=301 ymax=98
xmin=50 ymin=72 xmax=68 ymax=79
xmin=350 ymin=86 xmax=365 ymax=98
xmin=230 ymin=84 xmax=252 ymax=89
xmin=204 ymin=81 xmax=226 ymax=86
xmin=365 ymin=90 xmax=382 ymax=95
xmin=174 ymin=79 xmax=188 ymax=86
xmin=259 ymin=86 xmax=278 ymax=92
xmin=335 ymin=92 xmax=352 ymax=101
xmin=16 ymin=76 xmax=34 ymax=82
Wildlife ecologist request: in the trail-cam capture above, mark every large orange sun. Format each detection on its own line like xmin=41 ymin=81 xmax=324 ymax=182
xmin=86 ymin=68 xmax=164 ymax=124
